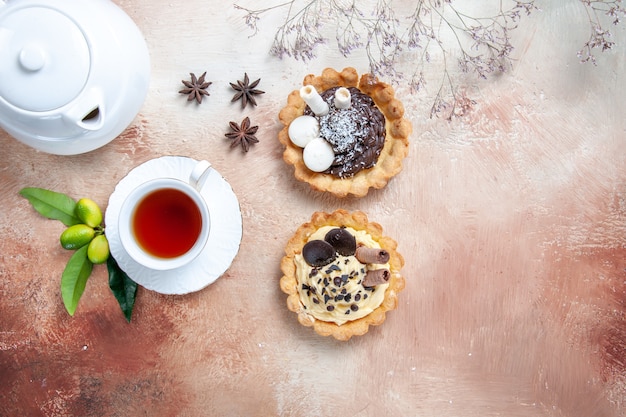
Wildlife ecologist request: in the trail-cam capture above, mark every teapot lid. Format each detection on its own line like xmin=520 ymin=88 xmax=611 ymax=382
xmin=0 ymin=6 xmax=90 ymax=112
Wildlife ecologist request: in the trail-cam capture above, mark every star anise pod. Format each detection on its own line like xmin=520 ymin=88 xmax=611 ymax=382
xmin=230 ymin=73 xmax=265 ymax=108
xmin=179 ymin=72 xmax=211 ymax=104
xmin=225 ymin=117 xmax=259 ymax=152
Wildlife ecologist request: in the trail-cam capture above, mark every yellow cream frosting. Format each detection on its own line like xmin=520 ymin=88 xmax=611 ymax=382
xmin=294 ymin=226 xmax=389 ymax=325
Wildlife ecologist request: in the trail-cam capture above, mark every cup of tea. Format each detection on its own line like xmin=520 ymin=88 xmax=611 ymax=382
xmin=118 ymin=160 xmax=212 ymax=270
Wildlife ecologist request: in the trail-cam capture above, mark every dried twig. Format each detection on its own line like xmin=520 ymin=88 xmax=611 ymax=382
xmin=578 ymin=0 xmax=625 ymax=64
xmin=235 ymin=0 xmax=621 ymax=118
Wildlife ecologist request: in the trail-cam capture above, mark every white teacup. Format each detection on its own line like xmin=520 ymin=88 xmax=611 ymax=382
xmin=118 ymin=160 xmax=212 ymax=270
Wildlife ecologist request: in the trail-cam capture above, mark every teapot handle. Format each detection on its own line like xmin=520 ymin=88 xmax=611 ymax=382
xmin=62 ymin=87 xmax=105 ymax=131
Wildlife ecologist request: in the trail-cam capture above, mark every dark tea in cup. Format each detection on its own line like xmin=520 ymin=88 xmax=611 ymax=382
xmin=118 ymin=171 xmax=211 ymax=271
xmin=132 ymin=188 xmax=203 ymax=258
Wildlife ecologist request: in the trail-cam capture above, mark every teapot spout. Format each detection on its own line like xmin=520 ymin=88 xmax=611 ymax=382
xmin=62 ymin=87 xmax=105 ymax=131
xmin=78 ymin=106 xmax=104 ymax=131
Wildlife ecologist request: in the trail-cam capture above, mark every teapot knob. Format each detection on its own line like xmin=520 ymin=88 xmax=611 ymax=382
xmin=19 ymin=44 xmax=46 ymax=72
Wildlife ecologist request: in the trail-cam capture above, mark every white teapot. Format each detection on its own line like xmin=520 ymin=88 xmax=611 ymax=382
xmin=0 ymin=0 xmax=150 ymax=155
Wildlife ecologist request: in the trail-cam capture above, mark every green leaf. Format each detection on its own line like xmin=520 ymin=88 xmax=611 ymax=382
xmin=107 ymin=256 xmax=138 ymax=322
xmin=19 ymin=187 xmax=81 ymax=226
xmin=61 ymin=245 xmax=93 ymax=315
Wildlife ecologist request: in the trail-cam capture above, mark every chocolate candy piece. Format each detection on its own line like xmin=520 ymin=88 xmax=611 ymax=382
xmin=288 ymin=115 xmax=319 ymax=148
xmin=324 ymin=227 xmax=356 ymax=256
xmin=362 ymin=269 xmax=390 ymax=287
xmin=302 ymin=240 xmax=337 ymax=267
xmin=355 ymin=246 xmax=390 ymax=264
xmin=303 ymin=137 xmax=335 ymax=172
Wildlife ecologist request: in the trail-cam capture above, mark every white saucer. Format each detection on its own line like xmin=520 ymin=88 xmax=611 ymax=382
xmin=105 ymin=156 xmax=242 ymax=295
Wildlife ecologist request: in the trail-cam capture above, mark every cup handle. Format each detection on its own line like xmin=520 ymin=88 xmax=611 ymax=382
xmin=189 ymin=160 xmax=212 ymax=190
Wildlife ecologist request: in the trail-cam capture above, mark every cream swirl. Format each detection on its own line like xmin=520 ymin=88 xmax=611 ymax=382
xmin=294 ymin=226 xmax=389 ymax=325
xmin=303 ymin=87 xmax=386 ymax=178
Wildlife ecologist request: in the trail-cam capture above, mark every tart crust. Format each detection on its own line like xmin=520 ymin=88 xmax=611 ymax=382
xmin=278 ymin=67 xmax=412 ymax=198
xmin=280 ymin=210 xmax=405 ymax=341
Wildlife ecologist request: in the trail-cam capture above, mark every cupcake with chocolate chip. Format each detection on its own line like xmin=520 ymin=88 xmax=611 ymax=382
xmin=280 ymin=210 xmax=405 ymax=340
xmin=278 ymin=67 xmax=412 ymax=198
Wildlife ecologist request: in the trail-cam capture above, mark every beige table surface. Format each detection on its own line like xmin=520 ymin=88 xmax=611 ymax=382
xmin=1 ymin=1 xmax=626 ymax=416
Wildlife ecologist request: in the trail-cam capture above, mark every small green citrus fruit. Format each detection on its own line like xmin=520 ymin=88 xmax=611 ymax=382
xmin=60 ymin=224 xmax=95 ymax=250
xmin=75 ymin=198 xmax=103 ymax=228
xmin=87 ymin=234 xmax=110 ymax=264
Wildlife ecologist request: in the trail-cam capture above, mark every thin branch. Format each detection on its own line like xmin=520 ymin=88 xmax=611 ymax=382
xmin=233 ymin=0 xmax=621 ymax=118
